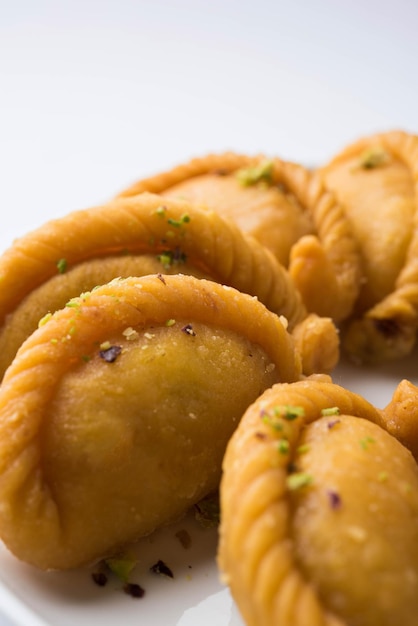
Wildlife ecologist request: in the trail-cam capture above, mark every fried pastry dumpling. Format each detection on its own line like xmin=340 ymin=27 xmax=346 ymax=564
xmin=118 ymin=153 xmax=361 ymax=322
xmin=118 ymin=152 xmax=313 ymax=266
xmin=0 ymin=274 xmax=302 ymax=570
xmin=0 ymin=192 xmax=309 ymax=381
xmin=320 ymin=130 xmax=418 ymax=362
xmin=218 ymin=378 xmax=418 ymax=626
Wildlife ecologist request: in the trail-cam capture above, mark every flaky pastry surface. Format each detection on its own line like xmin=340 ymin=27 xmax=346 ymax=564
xmin=0 ymin=192 xmax=310 ymax=381
xmin=218 ymin=378 xmax=418 ymax=626
xmin=118 ymin=152 xmax=361 ymax=322
xmin=0 ymin=274 xmax=302 ymax=570
xmin=320 ymin=130 xmax=418 ymax=362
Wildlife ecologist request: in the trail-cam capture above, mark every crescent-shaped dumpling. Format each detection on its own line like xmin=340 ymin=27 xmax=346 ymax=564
xmin=0 ymin=192 xmax=310 ymax=381
xmin=0 ymin=274 xmax=302 ymax=570
xmin=117 ymin=152 xmax=313 ymax=267
xmin=320 ymin=130 xmax=418 ymax=362
xmin=218 ymin=378 xmax=418 ymax=626
xmin=117 ymin=153 xmax=361 ymax=322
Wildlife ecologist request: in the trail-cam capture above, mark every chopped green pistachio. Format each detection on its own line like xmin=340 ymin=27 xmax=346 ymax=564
xmin=157 ymin=248 xmax=187 ymax=269
xmin=155 ymin=205 xmax=167 ymax=217
xmin=321 ymin=406 xmax=340 ymax=416
xmin=261 ymin=412 xmax=283 ymax=431
xmin=165 ymin=319 xmax=176 ymax=327
xmin=261 ymin=405 xmax=304 ymax=432
xmin=81 ymin=355 xmax=91 ymax=362
xmin=286 ymin=472 xmax=313 ymax=491
xmin=357 ymin=147 xmax=389 ymax=170
xmin=50 ymin=338 xmax=58 ymax=344
xmin=277 ymin=439 xmax=290 ymax=454
xmin=100 ymin=341 xmax=111 ymax=351
xmin=56 ymin=258 xmax=67 ymax=274
xmin=105 ymin=555 xmax=137 ymax=583
xmin=296 ymin=444 xmax=311 ymax=454
xmin=38 ymin=312 xmax=52 ymax=327
xmin=360 ymin=436 xmax=376 ymax=450
xmin=157 ymin=251 xmax=173 ymax=269
xmin=236 ymin=160 xmax=274 ymax=187
xmin=378 ymin=471 xmax=389 ymax=482
xmin=167 ymin=213 xmax=191 ymax=228
xmin=274 ymin=405 xmax=305 ymax=421
xmin=65 ymin=298 xmax=81 ymax=308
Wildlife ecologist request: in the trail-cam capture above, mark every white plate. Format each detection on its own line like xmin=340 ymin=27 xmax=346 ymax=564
xmin=0 ymin=508 xmax=243 ymax=626
xmin=0 ymin=349 xmax=417 ymax=626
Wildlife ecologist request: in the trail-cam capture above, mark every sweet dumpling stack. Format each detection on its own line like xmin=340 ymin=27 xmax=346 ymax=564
xmin=0 ymin=191 xmax=338 ymax=381
xmin=0 ymin=129 xmax=417 ymax=626
xmin=0 ymin=152 xmax=344 ymax=572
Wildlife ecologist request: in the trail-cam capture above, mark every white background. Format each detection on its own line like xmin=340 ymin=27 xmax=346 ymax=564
xmin=1 ymin=0 xmax=417 ymax=249
xmin=0 ymin=2 xmax=417 ymax=625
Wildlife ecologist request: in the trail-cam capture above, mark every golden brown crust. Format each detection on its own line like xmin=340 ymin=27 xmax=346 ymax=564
xmin=0 ymin=254 xmax=209 ymax=383
xmin=117 ymin=152 xmax=361 ymax=322
xmin=0 ymin=192 xmax=308 ymax=380
xmin=290 ymin=413 xmax=418 ymax=626
xmin=119 ymin=152 xmax=315 ymax=267
xmin=320 ymin=130 xmax=418 ymax=362
xmin=381 ymin=378 xmax=418 ymax=461
xmin=287 ymin=173 xmax=362 ymax=322
xmin=0 ymin=274 xmax=302 ymax=570
xmin=117 ymin=152 xmax=261 ymax=198
xmin=291 ymin=314 xmax=340 ymax=376
xmin=218 ymin=379 xmax=418 ymax=626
